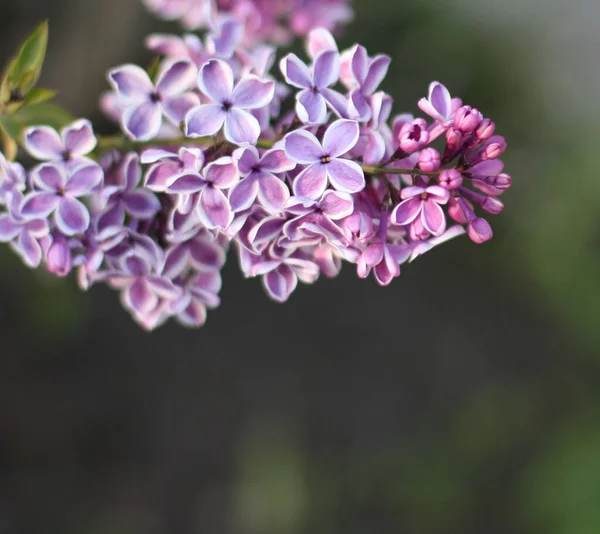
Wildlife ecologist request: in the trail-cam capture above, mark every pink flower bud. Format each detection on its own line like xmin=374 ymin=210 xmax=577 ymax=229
xmin=453 ymin=105 xmax=482 ymax=132
xmin=47 ymin=240 xmax=72 ymax=277
xmin=445 ymin=128 xmax=463 ymax=152
xmin=418 ymin=148 xmax=441 ymax=172
xmin=397 ymin=118 xmax=430 ymax=153
xmin=342 ymin=212 xmax=375 ymax=243
xmin=481 ymin=196 xmax=504 ymax=215
xmin=483 ymin=135 xmax=507 ymax=160
xmin=439 ymin=168 xmax=463 ymax=189
xmin=467 ymin=217 xmax=493 ymax=243
xmin=476 ymin=118 xmax=495 ymax=141
xmin=448 ymin=197 xmax=473 ymax=224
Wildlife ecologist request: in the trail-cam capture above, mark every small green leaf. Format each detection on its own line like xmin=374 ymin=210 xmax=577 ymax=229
xmin=146 ymin=56 xmax=161 ymax=82
xmin=0 ymin=120 xmax=18 ymax=160
xmin=0 ymin=20 xmax=49 ymax=106
xmin=22 ymin=87 xmax=57 ymax=106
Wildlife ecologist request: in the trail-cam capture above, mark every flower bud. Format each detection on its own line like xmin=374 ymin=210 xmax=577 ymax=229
xmin=342 ymin=212 xmax=375 ymax=243
xmin=439 ymin=168 xmax=463 ymax=190
xmin=483 ymin=135 xmax=507 ymax=160
xmin=448 ymin=197 xmax=473 ymax=224
xmin=397 ymin=118 xmax=429 ymax=153
xmin=418 ymin=148 xmax=441 ymax=172
xmin=47 ymin=240 xmax=72 ymax=277
xmin=476 ymin=118 xmax=495 ymax=141
xmin=454 ymin=105 xmax=482 ymax=132
xmin=481 ymin=196 xmax=504 ymax=215
xmin=467 ymin=217 xmax=493 ymax=243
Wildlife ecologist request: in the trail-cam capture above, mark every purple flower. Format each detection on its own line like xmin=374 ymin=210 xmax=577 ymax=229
xmin=24 ymin=119 xmax=97 ymax=166
xmin=418 ymin=82 xmax=462 ymax=125
xmin=99 ymin=153 xmax=161 ymax=232
xmin=166 ymin=156 xmax=239 ymax=230
xmin=283 ymin=190 xmax=354 ymax=246
xmin=108 ymin=60 xmax=199 ymax=141
xmin=284 ymin=119 xmax=365 ymax=199
xmin=280 ymin=50 xmax=346 ymax=124
xmin=0 ymin=192 xmax=50 ymax=268
xmin=0 ymin=153 xmax=25 ymax=204
xmin=143 ymin=146 xmax=205 ymax=195
xmin=229 ymin=146 xmax=294 ymax=213
xmin=342 ymin=45 xmax=391 ymax=121
xmin=21 ymin=162 xmax=103 ymax=236
xmin=391 ymin=185 xmax=450 ymax=237
xmin=357 ymin=242 xmax=410 ymax=286
xmin=185 ymin=59 xmax=275 ymax=145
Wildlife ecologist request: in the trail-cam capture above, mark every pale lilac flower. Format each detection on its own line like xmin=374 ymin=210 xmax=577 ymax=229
xmin=229 ymin=146 xmax=294 ymax=213
xmin=357 ymin=242 xmax=410 ymax=286
xmin=342 ymin=45 xmax=391 ymax=121
xmin=280 ymin=50 xmax=345 ymax=124
xmin=24 ymin=119 xmax=97 ymax=167
xmin=0 ymin=192 xmax=49 ymax=267
xmin=353 ymin=91 xmax=393 ymax=165
xmin=396 ymin=118 xmax=430 ymax=154
xmin=100 ymin=153 xmax=161 ymax=229
xmin=0 ymin=153 xmax=25 ymax=204
xmin=283 ymin=190 xmax=353 ymax=245
xmin=21 ymin=162 xmax=103 ymax=236
xmin=166 ymin=156 xmax=239 ymax=230
xmin=185 ymin=59 xmax=275 ymax=145
xmin=143 ymin=146 xmax=205 ymax=195
xmin=284 ymin=119 xmax=365 ymax=199
xmin=108 ymin=60 xmax=198 ymax=141
xmin=391 ymin=185 xmax=450 ymax=237
xmin=418 ymin=81 xmax=462 ymax=125
xmin=46 ymin=235 xmax=73 ymax=277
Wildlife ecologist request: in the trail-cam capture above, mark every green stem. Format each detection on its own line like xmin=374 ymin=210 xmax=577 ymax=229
xmin=362 ymin=164 xmax=438 ymax=177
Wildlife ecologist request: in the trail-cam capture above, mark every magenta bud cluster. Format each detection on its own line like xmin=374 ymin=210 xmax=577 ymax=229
xmin=0 ymin=0 xmax=512 ymax=330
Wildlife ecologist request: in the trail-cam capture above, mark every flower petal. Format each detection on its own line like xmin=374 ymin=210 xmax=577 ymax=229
xmin=184 ymin=104 xmax=225 ymax=137
xmin=166 ymin=173 xmax=207 ymax=193
xmin=32 ymin=163 xmax=66 ymax=191
xmin=55 ymin=197 xmax=90 ymax=236
xmin=421 ymin=199 xmax=446 ymax=236
xmin=123 ymin=101 xmax=162 ymax=141
xmin=0 ymin=214 xmax=21 ymax=241
xmin=319 ymin=190 xmax=354 ymax=220
xmin=323 ymin=119 xmax=359 ymax=157
xmin=293 ymin=163 xmax=328 ymax=200
xmin=223 ymin=108 xmax=260 ymax=145
xmin=21 ymin=192 xmax=59 ymax=219
xmin=156 ymin=59 xmax=196 ymax=95
xmin=391 ymin=197 xmax=422 ymax=226
xmin=231 ymin=76 xmax=275 ymax=109
xmin=17 ymin=230 xmax=43 ymax=268
xmin=262 ymin=265 xmax=297 ymax=303
xmin=257 ymin=172 xmax=290 ymax=213
xmin=62 ymin=119 xmax=97 ymax=156
xmin=296 ymin=90 xmax=327 ymax=124
xmin=229 ymin=175 xmax=259 ymax=212
xmin=260 ymin=149 xmax=295 ymax=173
xmin=198 ymin=59 xmax=234 ymax=103
xmin=24 ymin=126 xmax=64 ymax=160
xmin=362 ymin=55 xmax=391 ymax=94
xmin=284 ymin=130 xmax=322 ymax=164
xmin=326 ymin=159 xmax=365 ymax=194
xmin=280 ymin=53 xmax=311 ymax=89
xmin=313 ymin=50 xmax=340 ymax=89
xmin=66 ymin=164 xmax=103 ymax=196
xmin=162 ymin=93 xmax=201 ymax=124
xmin=125 ymin=278 xmax=158 ymax=316
xmin=108 ymin=64 xmax=154 ymax=98
xmin=198 ymin=187 xmax=231 ymax=229
xmin=123 ymin=190 xmax=161 ymax=219
xmin=204 ymin=157 xmax=239 ymax=188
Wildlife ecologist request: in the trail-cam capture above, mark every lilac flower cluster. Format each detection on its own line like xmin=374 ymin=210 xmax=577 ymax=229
xmin=0 ymin=1 xmax=512 ymax=330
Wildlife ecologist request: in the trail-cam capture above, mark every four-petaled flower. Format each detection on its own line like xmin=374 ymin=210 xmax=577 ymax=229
xmin=109 ymin=60 xmax=199 ymax=141
xmin=280 ymin=50 xmax=345 ymax=124
xmin=284 ymin=119 xmax=365 ymax=199
xmin=21 ymin=162 xmax=103 ymax=236
xmin=229 ymin=146 xmax=295 ymax=214
xmin=391 ymin=185 xmax=450 ymax=237
xmin=185 ymin=59 xmax=275 ymax=145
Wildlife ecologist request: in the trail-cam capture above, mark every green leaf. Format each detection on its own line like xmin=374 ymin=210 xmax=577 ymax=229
xmin=0 ymin=20 xmax=49 ymax=106
xmin=22 ymin=87 xmax=57 ymax=106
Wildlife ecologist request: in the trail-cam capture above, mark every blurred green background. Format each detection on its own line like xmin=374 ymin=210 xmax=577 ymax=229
xmin=1 ymin=0 xmax=599 ymax=533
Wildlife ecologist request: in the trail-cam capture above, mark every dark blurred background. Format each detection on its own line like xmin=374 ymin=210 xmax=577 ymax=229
xmin=1 ymin=1 xmax=599 ymax=533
